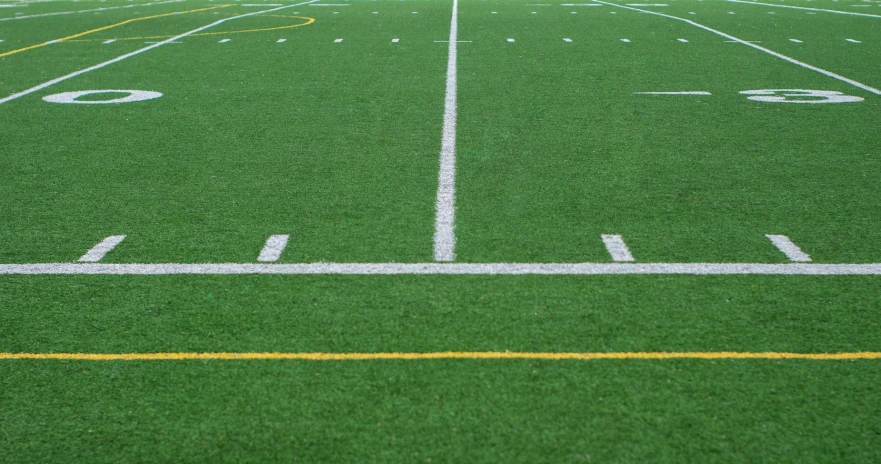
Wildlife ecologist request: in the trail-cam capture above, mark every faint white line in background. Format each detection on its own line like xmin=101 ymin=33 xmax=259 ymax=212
xmin=591 ymin=0 xmax=881 ymax=96
xmin=728 ymin=0 xmax=881 ymax=17
xmin=0 ymin=0 xmax=183 ymax=21
xmin=433 ymin=0 xmax=458 ymax=262
xmin=0 ymin=0 xmax=321 ymax=105
xmin=78 ymin=236 xmax=126 ymax=262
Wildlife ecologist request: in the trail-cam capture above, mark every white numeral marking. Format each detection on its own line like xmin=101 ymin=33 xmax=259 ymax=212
xmin=741 ymin=89 xmax=863 ymax=104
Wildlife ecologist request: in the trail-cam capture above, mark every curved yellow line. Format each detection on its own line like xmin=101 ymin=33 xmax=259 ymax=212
xmin=0 ymin=5 xmax=233 ymax=58
xmin=2 ymin=352 xmax=880 ymax=361
xmin=69 ymin=16 xmax=315 ymax=42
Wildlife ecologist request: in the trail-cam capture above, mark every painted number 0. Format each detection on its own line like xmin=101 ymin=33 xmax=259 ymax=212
xmin=740 ymin=89 xmax=863 ymax=104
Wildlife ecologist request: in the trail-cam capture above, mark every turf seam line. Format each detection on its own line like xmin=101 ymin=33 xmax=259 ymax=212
xmin=4 ymin=263 xmax=881 ymax=275
xmin=433 ymin=0 xmax=458 ymax=263
xmin=0 ymin=0 xmax=184 ymax=21
xmin=728 ymin=0 xmax=881 ymax=19
xmin=3 ymin=352 xmax=881 ymax=361
xmin=0 ymin=0 xmax=322 ymax=105
xmin=591 ymin=0 xmax=881 ymax=96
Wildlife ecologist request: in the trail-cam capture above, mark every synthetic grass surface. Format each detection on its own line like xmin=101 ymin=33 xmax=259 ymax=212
xmin=2 ymin=0 xmax=881 ymax=461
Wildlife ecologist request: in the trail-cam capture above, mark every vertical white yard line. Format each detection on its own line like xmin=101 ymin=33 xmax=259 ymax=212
xmin=433 ymin=0 xmax=458 ymax=262
xmin=0 ymin=0 xmax=321 ymax=106
xmin=601 ymin=234 xmax=635 ymax=262
xmin=766 ymin=235 xmax=812 ymax=262
xmin=591 ymin=0 xmax=881 ymax=96
xmin=78 ymin=235 xmax=126 ymax=262
xmin=257 ymin=235 xmax=289 ymax=262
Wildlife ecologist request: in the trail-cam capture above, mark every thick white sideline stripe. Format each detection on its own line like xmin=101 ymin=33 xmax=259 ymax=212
xmin=766 ymin=235 xmax=812 ymax=262
xmin=4 ymin=263 xmax=881 ymax=275
xmin=257 ymin=235 xmax=289 ymax=262
xmin=601 ymin=235 xmax=635 ymax=262
xmin=0 ymin=0 xmax=320 ymax=105
xmin=591 ymin=0 xmax=881 ymax=96
xmin=727 ymin=0 xmax=881 ymax=18
xmin=0 ymin=0 xmax=183 ymax=21
xmin=433 ymin=0 xmax=458 ymax=262
xmin=78 ymin=236 xmax=126 ymax=262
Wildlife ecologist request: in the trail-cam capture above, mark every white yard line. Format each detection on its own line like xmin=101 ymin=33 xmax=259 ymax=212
xmin=591 ymin=0 xmax=881 ymax=96
xmin=0 ymin=0 xmax=183 ymax=21
xmin=601 ymin=235 xmax=635 ymax=262
xmin=766 ymin=235 xmax=812 ymax=262
xmin=257 ymin=235 xmax=289 ymax=262
xmin=78 ymin=236 xmax=126 ymax=262
xmin=433 ymin=0 xmax=458 ymax=262
xmin=0 ymin=0 xmax=321 ymax=106
xmin=728 ymin=0 xmax=881 ymax=18
xmin=4 ymin=262 xmax=881 ymax=275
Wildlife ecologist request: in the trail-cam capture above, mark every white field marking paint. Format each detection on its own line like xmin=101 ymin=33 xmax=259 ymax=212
xmin=219 ymin=38 xmax=231 ymax=43
xmin=766 ymin=235 xmax=812 ymax=262
xmin=6 ymin=263 xmax=881 ymax=275
xmin=688 ymin=11 xmax=695 ymax=14
xmin=724 ymin=40 xmax=760 ymax=43
xmin=846 ymin=38 xmax=861 ymax=43
xmin=634 ymin=91 xmax=711 ymax=95
xmin=277 ymin=38 xmax=286 ymax=42
xmin=0 ymin=0 xmax=183 ymax=21
xmin=103 ymin=39 xmax=116 ymax=44
xmin=334 ymin=38 xmax=343 ymax=43
xmin=561 ymin=3 xmax=603 ymax=5
xmin=43 ymin=90 xmax=162 ymax=104
xmin=768 ymin=11 xmax=775 ymax=14
xmin=144 ymin=41 xmax=183 ymax=44
xmin=242 ymin=3 xmax=282 ymax=5
xmin=0 ymin=0 xmax=321 ymax=106
xmin=591 ymin=0 xmax=881 ymax=96
xmin=727 ymin=11 xmax=735 ymax=14
xmin=627 ymin=3 xmax=668 ymax=5
xmin=257 ymin=235 xmax=289 ymax=262
xmin=507 ymin=37 xmax=515 ymax=42
xmin=621 ymin=38 xmax=631 ymax=42
xmin=78 ymin=236 xmax=126 ymax=262
xmin=741 ymin=89 xmax=863 ymax=103
xmin=789 ymin=38 xmax=802 ymax=43
xmin=727 ymin=0 xmax=881 ymax=19
xmin=491 ymin=11 xmax=497 ymax=13
xmin=563 ymin=37 xmax=573 ymax=42
xmin=677 ymin=38 xmax=688 ymax=42
xmin=434 ymin=0 xmax=458 ymax=262
xmin=601 ymin=235 xmax=635 ymax=262
xmin=531 ymin=11 xmax=537 ymax=13
xmin=392 ymin=38 xmax=399 ymax=43
xmin=308 ymin=3 xmax=349 ymax=5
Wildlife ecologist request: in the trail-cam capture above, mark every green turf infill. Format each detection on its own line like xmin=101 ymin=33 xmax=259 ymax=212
xmin=3 ymin=263 xmax=881 ymax=274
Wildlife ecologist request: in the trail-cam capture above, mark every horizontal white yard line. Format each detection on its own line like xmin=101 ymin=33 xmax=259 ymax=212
xmin=727 ymin=0 xmax=881 ymax=19
xmin=3 ymin=263 xmax=881 ymax=275
xmin=634 ymin=91 xmax=712 ymax=95
xmin=0 ymin=0 xmax=320 ymax=105
xmin=0 ymin=0 xmax=183 ymax=21
xmin=592 ymin=0 xmax=881 ymax=96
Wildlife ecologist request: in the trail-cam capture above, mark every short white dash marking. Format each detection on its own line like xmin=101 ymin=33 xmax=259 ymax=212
xmin=768 ymin=11 xmax=776 ymax=14
xmin=79 ymin=235 xmax=126 ymax=262
xmin=507 ymin=37 xmax=515 ymax=42
xmin=602 ymin=235 xmax=635 ymax=262
xmin=688 ymin=11 xmax=695 ymax=14
xmin=491 ymin=11 xmax=497 ymax=13
xmin=373 ymin=11 xmax=378 ymax=14
xmin=392 ymin=38 xmax=399 ymax=43
xmin=563 ymin=37 xmax=573 ymax=42
xmin=334 ymin=38 xmax=343 ymax=43
xmin=766 ymin=235 xmax=811 ymax=262
xmin=412 ymin=11 xmax=417 ymax=13
xmin=309 ymin=3 xmax=350 ymax=5
xmin=277 ymin=38 xmax=286 ymax=42
xmin=620 ymin=38 xmax=630 ymax=42
xmin=258 ymin=235 xmax=289 ymax=262
xmin=727 ymin=11 xmax=736 ymax=14
xmin=333 ymin=11 xmax=338 ymax=14
xmin=677 ymin=38 xmax=688 ymax=42
xmin=846 ymin=38 xmax=861 ymax=43
xmin=219 ymin=38 xmax=231 ymax=43
xmin=103 ymin=39 xmax=116 ymax=44
xmin=789 ymin=38 xmax=803 ymax=43
xmin=531 ymin=11 xmax=537 ymax=13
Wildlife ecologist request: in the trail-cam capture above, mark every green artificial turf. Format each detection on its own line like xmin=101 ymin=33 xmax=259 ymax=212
xmin=2 ymin=0 xmax=881 ymax=461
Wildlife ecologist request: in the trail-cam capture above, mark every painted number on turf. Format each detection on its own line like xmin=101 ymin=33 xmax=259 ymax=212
xmin=740 ymin=89 xmax=863 ymax=104
xmin=42 ymin=90 xmax=163 ymax=104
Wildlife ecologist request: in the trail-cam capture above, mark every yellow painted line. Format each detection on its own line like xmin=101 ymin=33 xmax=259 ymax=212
xmin=65 ymin=16 xmax=315 ymax=42
xmin=0 ymin=4 xmax=233 ymax=58
xmin=2 ymin=352 xmax=881 ymax=361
